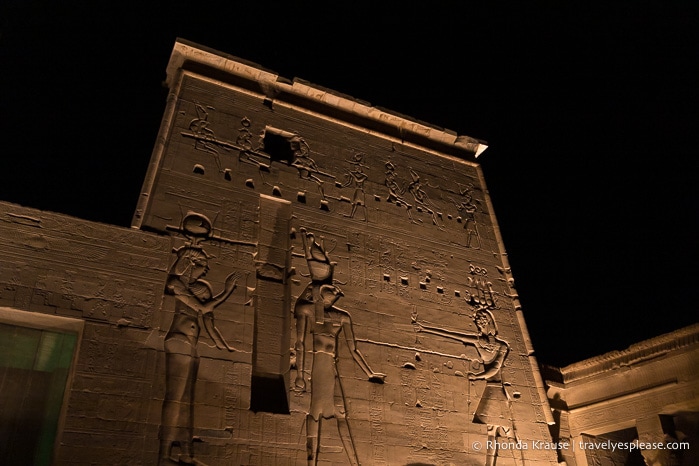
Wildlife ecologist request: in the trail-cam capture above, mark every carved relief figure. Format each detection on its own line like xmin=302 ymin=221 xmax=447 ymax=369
xmin=341 ymin=153 xmax=369 ymax=220
xmin=384 ymin=161 xmax=414 ymax=221
xmin=299 ymin=228 xmax=335 ymax=325
xmin=236 ymin=117 xmax=271 ymax=170
xmin=406 ymin=168 xmax=442 ymax=227
xmin=160 ymin=214 xmax=241 ymax=465
xmin=290 ymin=135 xmax=329 ymax=200
xmin=450 ymin=183 xmax=481 ymax=249
xmin=187 ymin=103 xmax=223 ymax=173
xmin=412 ymin=308 xmax=521 ymax=466
xmin=294 ymin=229 xmax=385 ymax=466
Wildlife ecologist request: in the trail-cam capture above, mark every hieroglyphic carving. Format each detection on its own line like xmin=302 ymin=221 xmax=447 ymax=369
xmin=369 ymin=383 xmax=388 ymax=465
xmin=412 ymin=308 xmax=522 ymax=466
xmin=160 ymin=212 xmax=245 ymax=465
xmin=391 ymin=361 xmax=458 ymax=464
xmin=177 ymin=105 xmax=494 ymax=255
xmin=495 ymin=265 xmax=522 ymax=312
xmin=345 ymin=232 xmax=367 ymax=289
xmin=179 ymin=108 xmax=493 ymax=245
xmin=235 ymin=117 xmax=255 ymax=152
xmin=293 ymin=228 xmax=385 ymax=465
xmin=373 ymin=233 xmax=498 ymax=308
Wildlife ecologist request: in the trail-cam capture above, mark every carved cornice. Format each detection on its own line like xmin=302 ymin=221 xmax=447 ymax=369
xmin=165 ymin=39 xmax=487 ymax=161
xmin=557 ymin=323 xmax=699 ymax=383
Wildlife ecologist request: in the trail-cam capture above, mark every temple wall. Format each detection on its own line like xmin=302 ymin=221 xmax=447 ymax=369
xmin=0 ymin=40 xmax=558 ymax=466
xmin=0 ymin=201 xmax=169 ymax=463
xmin=128 ymin=40 xmax=557 ymax=465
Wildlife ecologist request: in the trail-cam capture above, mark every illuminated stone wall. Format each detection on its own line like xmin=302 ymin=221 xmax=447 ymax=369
xmin=0 ymin=201 xmax=169 ymax=464
xmin=0 ymin=40 xmax=559 ymax=465
xmin=130 ymin=40 xmax=557 ymax=465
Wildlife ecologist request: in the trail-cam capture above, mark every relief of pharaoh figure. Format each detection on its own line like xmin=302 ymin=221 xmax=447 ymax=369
xmin=294 ymin=229 xmax=385 ymax=466
xmin=412 ymin=307 xmax=522 ymax=466
xmin=342 ymin=153 xmax=369 ymax=220
xmin=290 ymin=135 xmax=326 ymax=199
xmin=160 ymin=243 xmax=239 ymax=465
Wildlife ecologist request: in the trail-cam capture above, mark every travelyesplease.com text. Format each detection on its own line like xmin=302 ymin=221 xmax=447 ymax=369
xmin=473 ymin=439 xmax=690 ymax=453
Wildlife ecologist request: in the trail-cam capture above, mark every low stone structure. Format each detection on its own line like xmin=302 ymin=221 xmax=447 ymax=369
xmin=545 ymin=324 xmax=699 ymax=466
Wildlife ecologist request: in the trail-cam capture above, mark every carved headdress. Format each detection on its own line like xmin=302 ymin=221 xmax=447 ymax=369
xmin=474 ymin=307 xmax=498 ymax=336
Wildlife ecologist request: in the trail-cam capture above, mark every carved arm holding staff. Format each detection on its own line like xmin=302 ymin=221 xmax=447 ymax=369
xmin=412 ymin=308 xmax=508 ymax=381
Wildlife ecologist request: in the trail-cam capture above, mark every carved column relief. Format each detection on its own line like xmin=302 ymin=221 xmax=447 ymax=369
xmin=369 ymin=383 xmax=388 ymax=466
xmin=346 ymin=231 xmax=367 ymax=290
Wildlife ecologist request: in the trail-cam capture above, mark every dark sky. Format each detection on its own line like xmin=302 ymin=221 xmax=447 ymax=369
xmin=1 ymin=1 xmax=697 ymax=367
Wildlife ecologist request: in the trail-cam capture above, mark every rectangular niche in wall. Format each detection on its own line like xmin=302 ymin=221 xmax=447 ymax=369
xmin=0 ymin=308 xmax=83 ymax=466
xmin=250 ymin=195 xmax=292 ymax=414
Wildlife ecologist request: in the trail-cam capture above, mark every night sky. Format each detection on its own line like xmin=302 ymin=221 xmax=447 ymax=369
xmin=1 ymin=1 xmax=697 ymax=367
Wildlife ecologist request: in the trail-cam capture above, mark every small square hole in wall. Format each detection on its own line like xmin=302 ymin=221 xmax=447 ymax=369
xmin=400 ymin=277 xmax=409 ymax=286
xmin=262 ymin=131 xmax=294 ymax=164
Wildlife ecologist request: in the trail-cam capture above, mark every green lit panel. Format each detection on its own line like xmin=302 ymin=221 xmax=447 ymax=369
xmin=0 ymin=323 xmax=77 ymax=466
